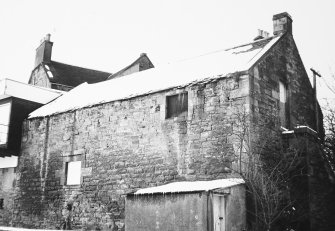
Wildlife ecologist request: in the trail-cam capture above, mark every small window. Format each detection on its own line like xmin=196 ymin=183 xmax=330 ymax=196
xmin=66 ymin=161 xmax=81 ymax=185
xmin=166 ymin=92 xmax=188 ymax=118
xmin=0 ymin=102 xmax=11 ymax=146
xmin=279 ymin=81 xmax=287 ymax=126
xmin=0 ymin=199 xmax=3 ymax=209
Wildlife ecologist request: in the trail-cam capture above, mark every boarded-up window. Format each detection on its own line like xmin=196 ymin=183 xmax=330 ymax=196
xmin=166 ymin=93 xmax=188 ymax=118
xmin=0 ymin=103 xmax=11 ymax=146
xmin=279 ymin=81 xmax=287 ymax=127
xmin=66 ymin=161 xmax=81 ymax=185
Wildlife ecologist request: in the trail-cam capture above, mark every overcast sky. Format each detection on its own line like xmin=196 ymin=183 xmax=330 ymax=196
xmin=0 ymin=0 xmax=334 ymax=101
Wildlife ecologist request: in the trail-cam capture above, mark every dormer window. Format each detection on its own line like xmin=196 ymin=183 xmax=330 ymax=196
xmin=0 ymin=102 xmax=11 ymax=147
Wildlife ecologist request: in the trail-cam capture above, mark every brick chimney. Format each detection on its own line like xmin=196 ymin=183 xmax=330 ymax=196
xmin=273 ymin=12 xmax=293 ymax=35
xmin=34 ymin=34 xmax=53 ymax=68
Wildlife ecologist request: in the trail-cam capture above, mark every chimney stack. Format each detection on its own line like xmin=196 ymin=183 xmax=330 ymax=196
xmin=254 ymin=29 xmax=270 ymax=41
xmin=34 ymin=34 xmax=53 ymax=68
xmin=273 ymin=12 xmax=293 ymax=35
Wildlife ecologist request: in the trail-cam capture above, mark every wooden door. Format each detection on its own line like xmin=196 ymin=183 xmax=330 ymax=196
xmin=213 ymin=194 xmax=226 ymax=231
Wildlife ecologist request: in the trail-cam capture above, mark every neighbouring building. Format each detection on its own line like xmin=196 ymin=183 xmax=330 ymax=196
xmin=0 ymin=79 xmax=62 ymax=225
xmin=28 ymin=34 xmax=154 ymax=91
xmin=5 ymin=12 xmax=334 ymax=231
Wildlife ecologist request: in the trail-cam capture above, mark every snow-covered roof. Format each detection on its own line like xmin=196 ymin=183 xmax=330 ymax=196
xmin=134 ymin=178 xmax=245 ymax=194
xmin=0 ymin=78 xmax=62 ymax=104
xmin=29 ymin=35 xmax=281 ymax=118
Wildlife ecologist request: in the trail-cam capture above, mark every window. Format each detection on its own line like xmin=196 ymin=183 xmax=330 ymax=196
xmin=0 ymin=102 xmax=11 ymax=146
xmin=279 ymin=81 xmax=287 ymax=126
xmin=66 ymin=161 xmax=81 ymax=185
xmin=0 ymin=199 xmax=3 ymax=209
xmin=166 ymin=92 xmax=188 ymax=118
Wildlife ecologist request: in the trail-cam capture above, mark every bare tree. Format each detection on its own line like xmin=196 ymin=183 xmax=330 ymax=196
xmin=227 ymin=105 xmax=301 ymax=231
xmin=322 ymin=100 xmax=335 ymax=182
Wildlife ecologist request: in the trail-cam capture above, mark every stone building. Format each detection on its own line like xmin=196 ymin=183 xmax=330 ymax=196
xmin=28 ymin=34 xmax=154 ymax=91
xmin=0 ymin=79 xmax=61 ymax=225
xmin=4 ymin=12 xmax=334 ymax=230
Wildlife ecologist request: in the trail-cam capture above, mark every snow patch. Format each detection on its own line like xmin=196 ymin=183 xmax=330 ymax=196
xmin=0 ymin=78 xmax=62 ymax=104
xmin=0 ymin=156 xmax=18 ymax=168
xmin=134 ymin=178 xmax=244 ymax=194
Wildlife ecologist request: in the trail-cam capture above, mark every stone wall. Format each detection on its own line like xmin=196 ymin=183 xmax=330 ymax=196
xmin=0 ymin=167 xmax=16 ymax=225
xmin=29 ymin=65 xmax=51 ymax=89
xmin=250 ymin=33 xmax=323 ymax=137
xmin=13 ymin=75 xmax=248 ymax=230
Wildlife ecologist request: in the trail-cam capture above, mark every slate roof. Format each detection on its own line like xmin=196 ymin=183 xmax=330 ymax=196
xmin=29 ymin=35 xmax=282 ymax=118
xmin=44 ymin=61 xmax=111 ymax=87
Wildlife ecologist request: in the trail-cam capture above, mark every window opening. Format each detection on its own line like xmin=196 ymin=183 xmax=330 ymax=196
xmin=166 ymin=92 xmax=188 ymax=118
xmin=0 ymin=103 xmax=11 ymax=146
xmin=66 ymin=161 xmax=81 ymax=185
xmin=279 ymin=81 xmax=287 ymax=127
xmin=0 ymin=199 xmax=3 ymax=209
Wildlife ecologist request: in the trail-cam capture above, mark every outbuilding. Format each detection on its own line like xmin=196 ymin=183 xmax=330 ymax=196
xmin=125 ymin=178 xmax=245 ymax=231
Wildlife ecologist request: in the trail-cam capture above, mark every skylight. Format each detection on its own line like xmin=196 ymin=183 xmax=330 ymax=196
xmin=47 ymin=71 xmax=54 ymax=78
xmin=44 ymin=64 xmax=50 ymax=71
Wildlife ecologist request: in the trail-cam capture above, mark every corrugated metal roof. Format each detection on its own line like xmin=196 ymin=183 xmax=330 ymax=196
xmin=134 ymin=178 xmax=245 ymax=194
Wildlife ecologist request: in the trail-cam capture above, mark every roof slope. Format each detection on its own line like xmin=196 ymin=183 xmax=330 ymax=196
xmin=29 ymin=35 xmax=281 ymax=118
xmin=107 ymin=53 xmax=154 ymax=80
xmin=46 ymin=61 xmax=111 ymax=87
xmin=134 ymin=178 xmax=245 ymax=194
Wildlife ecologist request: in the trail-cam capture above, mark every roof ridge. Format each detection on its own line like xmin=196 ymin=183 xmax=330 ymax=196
xmin=174 ymin=36 xmax=278 ymax=64
xmin=225 ymin=36 xmax=277 ymax=51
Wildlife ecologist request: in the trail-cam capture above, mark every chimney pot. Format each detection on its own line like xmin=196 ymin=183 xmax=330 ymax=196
xmin=45 ymin=34 xmax=51 ymax=41
xmin=253 ymin=29 xmax=270 ymax=41
xmin=273 ymin=12 xmax=293 ymax=35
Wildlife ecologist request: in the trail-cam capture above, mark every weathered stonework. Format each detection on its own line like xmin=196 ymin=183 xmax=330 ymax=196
xmin=250 ymin=33 xmax=323 ymax=135
xmin=13 ymin=76 xmax=246 ymax=230
xmin=9 ymin=26 xmax=333 ymax=231
xmin=0 ymin=167 xmax=16 ymax=225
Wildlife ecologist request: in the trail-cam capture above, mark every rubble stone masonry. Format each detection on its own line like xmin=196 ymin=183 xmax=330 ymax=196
xmin=13 ymin=75 xmax=248 ymax=230
xmin=0 ymin=167 xmax=16 ymax=226
xmin=10 ymin=33 xmax=333 ymax=230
